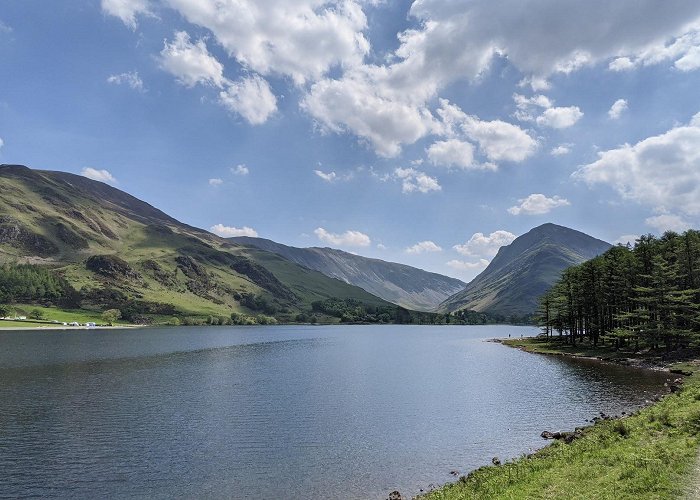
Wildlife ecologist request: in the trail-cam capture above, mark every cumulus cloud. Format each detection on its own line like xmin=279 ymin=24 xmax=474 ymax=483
xmin=645 ymin=214 xmax=692 ymax=233
xmin=608 ymin=99 xmax=628 ymax=119
xmin=508 ymin=194 xmax=570 ymax=215
xmin=164 ymin=0 xmax=370 ymax=85
xmin=394 ymin=167 xmax=441 ymax=193
xmin=81 ymin=167 xmax=117 ymax=184
xmin=513 ymin=93 xmax=582 ymax=129
xmin=550 ymin=144 xmax=572 ymax=156
xmin=159 ymin=31 xmax=225 ymax=88
xmin=453 ymin=230 xmax=517 ymax=257
xmin=219 ymin=75 xmax=277 ymax=125
xmin=427 ymin=139 xmax=476 ymax=169
xmin=101 ymin=0 xmax=151 ymax=29
xmin=405 ymin=241 xmax=442 ymax=254
xmin=231 ymin=164 xmax=249 ymax=175
xmin=436 ymin=99 xmax=537 ymax=164
xmin=447 ymin=259 xmax=490 ymax=271
xmin=314 ymin=227 xmax=371 ymax=247
xmin=575 ymin=112 xmax=700 ymax=214
xmin=609 ymin=28 xmax=700 ymax=72
xmin=303 ymin=70 xmax=435 ymax=157
xmin=405 ymin=1 xmax=700 ymax=80
xmin=208 ymin=178 xmax=223 ymax=186
xmin=107 ymin=71 xmax=145 ymax=92
xmin=535 ymin=106 xmax=583 ymax=129
xmin=210 ymin=224 xmax=258 ymax=238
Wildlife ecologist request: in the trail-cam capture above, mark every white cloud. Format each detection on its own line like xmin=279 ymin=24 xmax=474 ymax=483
xmin=514 ymin=93 xmax=583 ymax=129
xmin=231 ymin=164 xmax=249 ymax=175
xmin=609 ymin=57 xmax=635 ymax=71
xmin=427 ymin=139 xmax=476 ymax=169
xmin=314 ymin=227 xmax=371 ymax=247
xmin=376 ymin=243 xmax=387 ymax=250
xmin=437 ymin=99 xmax=537 ymax=164
xmin=535 ymin=106 xmax=583 ymax=129
xmin=208 ymin=178 xmax=223 ymax=186
xmin=405 ymin=1 xmax=700 ymax=80
xmin=314 ymin=170 xmax=337 ymax=182
xmin=608 ymin=99 xmax=628 ymax=119
xmin=0 ymin=137 xmax=4 ymax=150
xmin=614 ymin=234 xmax=639 ymax=246
xmin=550 ymin=144 xmax=572 ymax=156
xmin=394 ymin=167 xmax=441 ymax=194
xmin=159 ymin=31 xmax=225 ymax=88
xmin=405 ymin=241 xmax=442 ymax=254
xmin=302 ymin=70 xmax=435 ymax=157
xmin=219 ymin=75 xmax=277 ymax=125
xmin=453 ymin=230 xmax=516 ymax=257
xmin=210 ymin=224 xmax=258 ymax=238
xmin=107 ymin=71 xmax=145 ymax=92
xmin=609 ymin=28 xmax=700 ymax=72
xmin=508 ymin=194 xmax=570 ymax=215
xmin=101 ymin=0 xmax=151 ymax=29
xmin=575 ymin=113 xmax=700 ymax=214
xmin=81 ymin=167 xmax=117 ymax=184
xmin=645 ymin=214 xmax=692 ymax=233
xmin=164 ymin=0 xmax=370 ymax=85
xmin=447 ymin=259 xmax=490 ymax=271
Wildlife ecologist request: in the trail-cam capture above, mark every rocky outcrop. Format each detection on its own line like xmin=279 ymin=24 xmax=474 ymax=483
xmin=86 ymin=254 xmax=141 ymax=280
xmin=0 ymin=216 xmax=58 ymax=256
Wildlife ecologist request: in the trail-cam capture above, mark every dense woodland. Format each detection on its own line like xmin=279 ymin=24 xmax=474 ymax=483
xmin=0 ymin=263 xmax=75 ymax=304
xmin=538 ymin=230 xmax=700 ymax=351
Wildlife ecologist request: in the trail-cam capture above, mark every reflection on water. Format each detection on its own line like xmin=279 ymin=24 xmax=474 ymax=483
xmin=0 ymin=325 xmax=668 ymax=499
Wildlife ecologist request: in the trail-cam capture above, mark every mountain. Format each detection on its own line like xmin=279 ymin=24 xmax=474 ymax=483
xmin=0 ymin=164 xmax=394 ymax=322
xmin=229 ymin=236 xmax=466 ymax=312
xmin=440 ymin=223 xmax=612 ymax=317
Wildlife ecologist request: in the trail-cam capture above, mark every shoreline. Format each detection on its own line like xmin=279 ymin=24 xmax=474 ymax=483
xmin=416 ymin=336 xmax=700 ymax=499
xmin=0 ymin=325 xmax=142 ymax=331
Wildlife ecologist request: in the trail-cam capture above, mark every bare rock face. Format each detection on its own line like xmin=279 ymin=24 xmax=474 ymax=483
xmin=86 ymin=254 xmax=141 ymax=280
xmin=0 ymin=216 xmax=59 ymax=256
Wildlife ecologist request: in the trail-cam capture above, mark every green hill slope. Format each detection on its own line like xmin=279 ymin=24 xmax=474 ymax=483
xmin=0 ymin=164 xmax=393 ymax=323
xmin=230 ymin=236 xmax=466 ymax=312
xmin=440 ymin=223 xmax=611 ymax=317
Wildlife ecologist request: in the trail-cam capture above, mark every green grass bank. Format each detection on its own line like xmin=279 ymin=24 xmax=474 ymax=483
xmin=419 ymin=337 xmax=700 ymax=500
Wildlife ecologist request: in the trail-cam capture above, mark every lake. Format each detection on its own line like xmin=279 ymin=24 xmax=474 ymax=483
xmin=0 ymin=325 xmax=669 ymax=499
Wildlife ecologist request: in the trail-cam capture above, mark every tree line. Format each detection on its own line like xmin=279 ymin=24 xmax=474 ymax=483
xmin=538 ymin=230 xmax=700 ymax=351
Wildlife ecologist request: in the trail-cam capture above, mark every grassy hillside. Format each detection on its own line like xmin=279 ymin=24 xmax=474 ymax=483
xmin=0 ymin=164 xmax=395 ymax=324
xmin=441 ymin=223 xmax=611 ymax=317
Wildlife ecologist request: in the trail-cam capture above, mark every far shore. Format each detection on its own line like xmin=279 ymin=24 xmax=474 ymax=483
xmin=0 ymin=325 xmax=141 ymax=331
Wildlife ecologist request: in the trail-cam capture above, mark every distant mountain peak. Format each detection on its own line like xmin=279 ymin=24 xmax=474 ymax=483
xmin=440 ymin=223 xmax=611 ymax=317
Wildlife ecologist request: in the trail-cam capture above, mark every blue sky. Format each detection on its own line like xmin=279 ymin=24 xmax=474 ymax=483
xmin=2 ymin=1 xmax=700 ymax=281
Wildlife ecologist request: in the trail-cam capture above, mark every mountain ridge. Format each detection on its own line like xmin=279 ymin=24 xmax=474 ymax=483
xmin=230 ymin=236 xmax=466 ymax=312
xmin=0 ymin=164 xmax=396 ymax=323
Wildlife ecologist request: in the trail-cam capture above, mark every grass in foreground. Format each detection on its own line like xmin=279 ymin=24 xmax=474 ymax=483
xmin=420 ymin=340 xmax=700 ymax=500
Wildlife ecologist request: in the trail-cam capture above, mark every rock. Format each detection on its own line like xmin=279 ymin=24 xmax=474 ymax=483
xmin=541 ymin=430 xmax=556 ymax=439
xmin=492 ymin=457 xmax=501 ymax=466
xmin=387 ymin=491 xmax=402 ymax=500
xmin=449 ymin=470 xmax=459 ymax=476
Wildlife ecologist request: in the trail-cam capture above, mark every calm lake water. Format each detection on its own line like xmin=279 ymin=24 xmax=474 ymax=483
xmin=0 ymin=325 xmax=669 ymax=499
